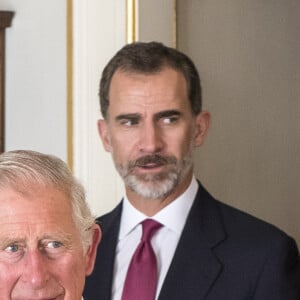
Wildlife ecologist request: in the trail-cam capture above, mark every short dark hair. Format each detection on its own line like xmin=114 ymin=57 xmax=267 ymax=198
xmin=99 ymin=41 xmax=202 ymax=119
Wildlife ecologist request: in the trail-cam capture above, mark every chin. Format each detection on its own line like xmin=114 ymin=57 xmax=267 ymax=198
xmin=129 ymin=176 xmax=178 ymax=199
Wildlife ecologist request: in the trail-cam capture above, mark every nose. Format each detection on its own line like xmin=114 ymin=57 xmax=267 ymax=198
xmin=21 ymin=250 xmax=50 ymax=288
xmin=139 ymin=122 xmax=163 ymax=154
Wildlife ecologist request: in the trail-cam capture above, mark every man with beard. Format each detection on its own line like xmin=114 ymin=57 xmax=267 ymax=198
xmin=84 ymin=42 xmax=299 ymax=300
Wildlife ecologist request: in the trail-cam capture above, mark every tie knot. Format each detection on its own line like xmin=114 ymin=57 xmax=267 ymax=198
xmin=141 ymin=219 xmax=162 ymax=242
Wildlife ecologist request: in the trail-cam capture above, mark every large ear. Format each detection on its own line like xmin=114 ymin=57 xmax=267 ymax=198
xmin=84 ymin=224 xmax=102 ymax=276
xmin=193 ymin=111 xmax=211 ymax=147
xmin=97 ymin=119 xmax=112 ymax=152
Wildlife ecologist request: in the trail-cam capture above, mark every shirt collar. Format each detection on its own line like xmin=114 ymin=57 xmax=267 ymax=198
xmin=119 ymin=176 xmax=198 ymax=239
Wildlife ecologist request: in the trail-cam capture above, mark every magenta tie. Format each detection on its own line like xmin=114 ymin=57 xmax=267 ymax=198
xmin=121 ymin=219 xmax=162 ymax=300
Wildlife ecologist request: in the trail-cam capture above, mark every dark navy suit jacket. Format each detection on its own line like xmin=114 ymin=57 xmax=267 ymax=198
xmin=84 ymin=182 xmax=300 ymax=299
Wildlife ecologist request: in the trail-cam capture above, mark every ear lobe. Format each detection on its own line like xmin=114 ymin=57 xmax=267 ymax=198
xmin=194 ymin=111 xmax=211 ymax=147
xmin=85 ymin=224 xmax=102 ymax=276
xmin=97 ymin=119 xmax=112 ymax=152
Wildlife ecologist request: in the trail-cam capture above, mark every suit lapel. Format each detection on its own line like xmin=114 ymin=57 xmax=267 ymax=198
xmin=85 ymin=184 xmax=227 ymax=300
xmin=83 ymin=202 xmax=123 ymax=300
xmin=158 ymin=183 xmax=227 ymax=300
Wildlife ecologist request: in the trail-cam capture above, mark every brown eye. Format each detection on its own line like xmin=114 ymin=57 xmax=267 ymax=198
xmin=162 ymin=116 xmax=178 ymax=124
xmin=120 ymin=118 xmax=139 ymax=126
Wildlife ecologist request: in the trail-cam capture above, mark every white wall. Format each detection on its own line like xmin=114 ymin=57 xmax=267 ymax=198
xmin=2 ymin=0 xmax=131 ymax=216
xmin=72 ymin=0 xmax=175 ymax=216
xmin=2 ymin=0 xmax=67 ymax=160
xmin=2 ymin=0 xmax=128 ymax=215
xmin=72 ymin=0 xmax=127 ymax=215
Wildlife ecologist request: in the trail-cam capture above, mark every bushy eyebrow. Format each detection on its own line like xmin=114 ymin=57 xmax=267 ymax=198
xmin=154 ymin=110 xmax=181 ymax=120
xmin=115 ymin=110 xmax=181 ymax=122
xmin=41 ymin=234 xmax=73 ymax=244
xmin=115 ymin=113 xmax=141 ymax=122
xmin=0 ymin=237 xmax=26 ymax=249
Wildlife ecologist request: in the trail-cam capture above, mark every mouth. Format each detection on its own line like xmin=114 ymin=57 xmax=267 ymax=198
xmin=137 ymin=161 xmax=165 ymax=168
xmin=25 ymin=298 xmax=58 ymax=300
xmin=13 ymin=296 xmax=62 ymax=300
xmin=133 ymin=155 xmax=173 ymax=172
xmin=136 ymin=164 xmax=167 ymax=175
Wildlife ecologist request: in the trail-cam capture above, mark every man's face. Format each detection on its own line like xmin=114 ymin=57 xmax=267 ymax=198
xmin=98 ymin=67 xmax=210 ymax=201
xmin=0 ymin=185 xmax=98 ymax=300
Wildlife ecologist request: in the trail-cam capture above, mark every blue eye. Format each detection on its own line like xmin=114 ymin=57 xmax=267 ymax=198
xmin=47 ymin=241 xmax=63 ymax=249
xmin=6 ymin=244 xmax=19 ymax=253
xmin=1 ymin=243 xmax=24 ymax=261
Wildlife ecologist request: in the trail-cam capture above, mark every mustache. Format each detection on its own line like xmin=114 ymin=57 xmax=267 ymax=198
xmin=131 ymin=154 xmax=177 ymax=168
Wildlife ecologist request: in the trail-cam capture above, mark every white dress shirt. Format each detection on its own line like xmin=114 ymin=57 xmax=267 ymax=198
xmin=111 ymin=177 xmax=198 ymax=300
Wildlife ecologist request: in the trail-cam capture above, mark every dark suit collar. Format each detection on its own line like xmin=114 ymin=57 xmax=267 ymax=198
xmin=158 ymin=182 xmax=227 ymax=299
xmin=83 ymin=202 xmax=123 ymax=300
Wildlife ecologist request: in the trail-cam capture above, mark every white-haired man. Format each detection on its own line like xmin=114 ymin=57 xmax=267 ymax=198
xmin=0 ymin=150 xmax=101 ymax=300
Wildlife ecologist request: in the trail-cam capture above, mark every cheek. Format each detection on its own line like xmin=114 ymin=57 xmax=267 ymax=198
xmin=0 ymin=263 xmax=19 ymax=296
xmin=55 ymin=255 xmax=86 ymax=295
xmin=110 ymin=136 xmax=137 ymax=160
xmin=167 ymin=129 xmax=193 ymax=153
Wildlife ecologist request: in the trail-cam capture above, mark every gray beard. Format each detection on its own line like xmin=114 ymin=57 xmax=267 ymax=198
xmin=116 ymin=153 xmax=193 ymax=199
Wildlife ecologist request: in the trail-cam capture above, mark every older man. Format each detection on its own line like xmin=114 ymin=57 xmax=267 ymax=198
xmin=0 ymin=150 xmax=101 ymax=300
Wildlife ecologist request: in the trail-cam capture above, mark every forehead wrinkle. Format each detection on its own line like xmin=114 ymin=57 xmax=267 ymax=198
xmin=117 ymin=92 xmax=167 ymax=110
xmin=112 ymin=80 xmax=180 ymax=106
xmin=1 ymin=219 xmax=75 ymax=238
xmin=114 ymin=94 xmax=183 ymax=113
xmin=109 ymin=69 xmax=190 ymax=122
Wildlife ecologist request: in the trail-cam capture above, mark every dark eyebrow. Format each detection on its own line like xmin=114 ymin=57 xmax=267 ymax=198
xmin=114 ymin=110 xmax=181 ymax=123
xmin=115 ymin=113 xmax=141 ymax=122
xmin=155 ymin=110 xmax=181 ymax=120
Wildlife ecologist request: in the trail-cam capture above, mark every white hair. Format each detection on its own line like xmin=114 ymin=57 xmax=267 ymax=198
xmin=0 ymin=150 xmax=96 ymax=251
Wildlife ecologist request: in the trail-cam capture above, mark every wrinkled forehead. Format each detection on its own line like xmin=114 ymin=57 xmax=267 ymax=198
xmin=0 ymin=176 xmax=69 ymax=201
xmin=0 ymin=185 xmax=76 ymax=234
xmin=0 ymin=183 xmax=72 ymax=214
xmin=108 ymin=68 xmax=190 ymax=114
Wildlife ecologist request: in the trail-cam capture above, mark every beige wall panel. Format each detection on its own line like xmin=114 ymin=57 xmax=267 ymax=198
xmin=177 ymin=0 xmax=300 ymax=245
xmin=138 ymin=0 xmax=174 ymax=47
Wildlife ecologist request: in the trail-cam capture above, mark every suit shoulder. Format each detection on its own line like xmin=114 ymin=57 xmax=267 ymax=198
xmin=214 ymin=197 xmax=295 ymax=244
xmin=95 ymin=202 xmax=123 ymax=233
xmin=196 ymin=183 xmax=293 ymax=242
